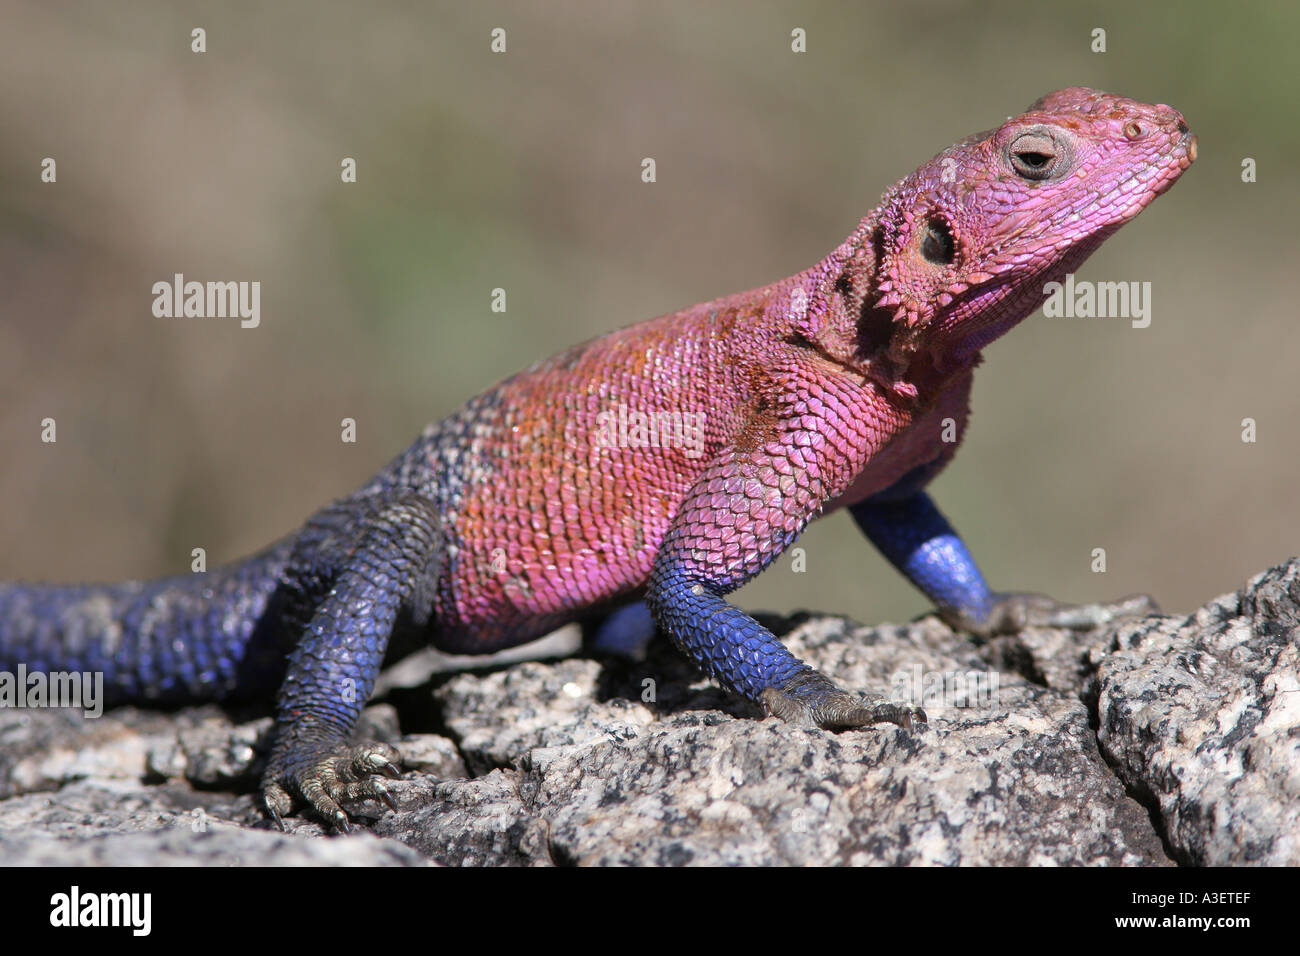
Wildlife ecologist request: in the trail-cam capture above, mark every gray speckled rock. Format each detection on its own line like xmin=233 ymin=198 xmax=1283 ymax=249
xmin=3 ymin=559 xmax=1297 ymax=866
xmin=391 ymin=615 xmax=1164 ymax=866
xmin=371 ymin=771 xmax=551 ymax=865
xmin=0 ymin=774 xmax=429 ymax=864
xmin=1098 ymin=559 xmax=1300 ymax=865
xmin=0 ymin=706 xmax=222 ymax=799
xmin=1 ymin=826 xmax=431 ymax=866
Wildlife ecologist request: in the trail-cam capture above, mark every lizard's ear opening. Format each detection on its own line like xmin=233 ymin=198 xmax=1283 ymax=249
xmin=920 ymin=217 xmax=955 ymax=265
xmin=872 ymin=194 xmax=970 ymax=330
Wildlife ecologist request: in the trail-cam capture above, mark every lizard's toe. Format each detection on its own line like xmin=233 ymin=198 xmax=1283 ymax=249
xmin=952 ymin=591 xmax=1160 ymax=639
xmin=264 ymin=781 xmax=293 ymax=830
xmin=857 ymin=697 xmax=928 ymax=731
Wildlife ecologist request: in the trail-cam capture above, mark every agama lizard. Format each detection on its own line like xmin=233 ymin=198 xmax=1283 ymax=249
xmin=0 ymin=88 xmax=1196 ymax=829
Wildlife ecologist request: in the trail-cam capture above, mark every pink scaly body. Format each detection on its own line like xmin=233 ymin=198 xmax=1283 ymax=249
xmin=414 ymin=283 xmax=912 ymax=651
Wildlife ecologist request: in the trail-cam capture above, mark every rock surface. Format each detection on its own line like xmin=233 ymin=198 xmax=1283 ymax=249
xmin=1 ymin=559 xmax=1297 ymax=866
xmin=1097 ymin=559 xmax=1300 ymax=865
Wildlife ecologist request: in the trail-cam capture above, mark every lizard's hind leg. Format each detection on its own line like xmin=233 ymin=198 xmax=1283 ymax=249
xmin=262 ymin=492 xmax=442 ymax=831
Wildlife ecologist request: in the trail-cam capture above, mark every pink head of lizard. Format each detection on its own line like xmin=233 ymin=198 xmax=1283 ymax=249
xmin=864 ymin=87 xmax=1196 ymax=369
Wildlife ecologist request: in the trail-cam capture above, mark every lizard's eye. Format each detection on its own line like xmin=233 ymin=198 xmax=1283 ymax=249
xmin=920 ymin=217 xmax=955 ymax=265
xmin=1009 ymin=129 xmax=1067 ymax=181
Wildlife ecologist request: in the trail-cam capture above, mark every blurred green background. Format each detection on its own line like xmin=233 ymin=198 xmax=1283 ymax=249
xmin=2 ymin=1 xmax=1297 ymax=627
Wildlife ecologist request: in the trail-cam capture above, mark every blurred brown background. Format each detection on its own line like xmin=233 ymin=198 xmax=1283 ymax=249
xmin=2 ymin=1 xmax=1296 ymax=627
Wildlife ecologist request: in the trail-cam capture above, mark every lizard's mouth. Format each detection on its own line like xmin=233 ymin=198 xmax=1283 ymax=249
xmin=1154 ymin=131 xmax=1197 ymax=184
xmin=1117 ymin=130 xmax=1197 ymax=219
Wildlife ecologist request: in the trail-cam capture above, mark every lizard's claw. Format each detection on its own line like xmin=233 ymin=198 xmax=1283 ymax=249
xmin=263 ymin=742 xmax=404 ymax=830
xmin=761 ymin=670 xmax=926 ymax=731
xmin=946 ymin=592 xmax=1159 ymax=641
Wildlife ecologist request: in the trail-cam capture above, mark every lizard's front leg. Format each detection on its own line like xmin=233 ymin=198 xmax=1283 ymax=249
xmin=262 ymin=493 xmax=442 ymax=830
xmin=849 ymin=489 xmax=1157 ymax=640
xmin=645 ymin=445 xmax=925 ymax=732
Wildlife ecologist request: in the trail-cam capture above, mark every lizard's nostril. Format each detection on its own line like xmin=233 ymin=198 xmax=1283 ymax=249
xmin=1176 ymin=119 xmax=1188 ymax=135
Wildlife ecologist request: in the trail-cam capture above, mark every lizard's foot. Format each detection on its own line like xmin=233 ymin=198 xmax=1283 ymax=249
xmin=760 ymin=670 xmax=926 ymax=731
xmin=263 ymin=742 xmax=402 ymax=832
xmin=947 ymin=592 xmax=1158 ymax=641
